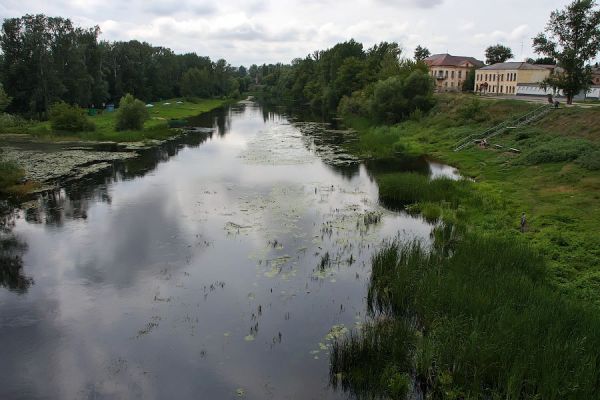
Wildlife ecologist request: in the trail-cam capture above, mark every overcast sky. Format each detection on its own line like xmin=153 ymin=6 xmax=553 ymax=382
xmin=0 ymin=0 xmax=578 ymax=66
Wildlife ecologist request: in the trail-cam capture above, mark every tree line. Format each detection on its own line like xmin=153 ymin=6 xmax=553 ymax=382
xmin=255 ymin=40 xmax=436 ymax=122
xmin=0 ymin=14 xmax=251 ymax=117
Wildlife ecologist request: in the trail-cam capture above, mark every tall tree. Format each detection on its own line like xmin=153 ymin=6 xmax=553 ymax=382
xmin=485 ymin=44 xmax=514 ymax=65
xmin=533 ymin=0 xmax=600 ymax=104
xmin=0 ymin=83 xmax=11 ymax=111
xmin=414 ymin=45 xmax=431 ymax=61
xmin=526 ymin=57 xmax=557 ymax=65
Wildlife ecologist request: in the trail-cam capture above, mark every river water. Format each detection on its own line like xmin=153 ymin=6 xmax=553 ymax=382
xmin=0 ymin=102 xmax=445 ymax=399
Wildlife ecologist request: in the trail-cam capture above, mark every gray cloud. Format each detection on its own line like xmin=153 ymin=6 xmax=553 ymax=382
xmin=0 ymin=0 xmax=575 ymax=66
xmin=374 ymin=0 xmax=445 ymax=8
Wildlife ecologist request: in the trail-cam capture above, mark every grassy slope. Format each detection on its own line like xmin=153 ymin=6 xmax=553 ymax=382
xmin=331 ymin=94 xmax=600 ymax=399
xmin=9 ymin=98 xmax=226 ymax=142
xmin=347 ymin=94 xmax=600 ymax=302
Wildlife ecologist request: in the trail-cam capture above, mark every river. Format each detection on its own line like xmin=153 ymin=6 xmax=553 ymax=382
xmin=0 ymin=101 xmax=451 ymax=399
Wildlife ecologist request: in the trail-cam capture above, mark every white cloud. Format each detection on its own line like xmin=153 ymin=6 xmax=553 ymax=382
xmin=1 ymin=0 xmax=575 ymax=65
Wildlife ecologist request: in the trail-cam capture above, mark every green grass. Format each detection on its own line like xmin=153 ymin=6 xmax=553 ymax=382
xmin=344 ymin=93 xmax=600 ymax=303
xmin=7 ymin=98 xmax=226 ymax=143
xmin=331 ymin=93 xmax=600 ymax=398
xmin=332 ymin=236 xmax=600 ymax=399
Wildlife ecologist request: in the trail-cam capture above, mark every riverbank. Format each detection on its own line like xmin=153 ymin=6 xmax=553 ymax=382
xmin=14 ymin=98 xmax=226 ymax=142
xmin=346 ymin=94 xmax=600 ymax=301
xmin=0 ymin=98 xmax=227 ymax=195
xmin=330 ymin=93 xmax=600 ymax=398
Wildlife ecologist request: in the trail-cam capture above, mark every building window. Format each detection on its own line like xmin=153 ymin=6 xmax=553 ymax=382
xmin=451 ymin=71 xmax=455 ymax=79
xmin=459 ymin=71 xmax=462 ymax=79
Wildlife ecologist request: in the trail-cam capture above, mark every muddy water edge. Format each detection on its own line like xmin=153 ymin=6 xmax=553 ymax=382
xmin=0 ymin=101 xmax=453 ymax=399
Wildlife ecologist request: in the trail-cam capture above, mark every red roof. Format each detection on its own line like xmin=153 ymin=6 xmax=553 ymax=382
xmin=424 ymin=54 xmax=484 ymax=68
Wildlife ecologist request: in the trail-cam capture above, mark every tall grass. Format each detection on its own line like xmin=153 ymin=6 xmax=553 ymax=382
xmin=331 ymin=234 xmax=600 ymax=399
xmin=377 ymin=172 xmax=468 ymax=209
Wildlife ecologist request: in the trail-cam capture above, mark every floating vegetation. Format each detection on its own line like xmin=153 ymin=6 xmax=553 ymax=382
xmin=318 ymin=252 xmax=331 ymax=270
xmin=362 ymin=211 xmax=382 ymax=227
xmin=225 ymin=221 xmax=253 ymax=235
xmin=0 ymin=146 xmax=137 ymax=183
xmin=136 ymin=316 xmax=161 ymax=338
xmin=325 ymin=325 xmax=349 ymax=342
xmin=244 ymin=334 xmax=255 ymax=342
xmin=235 ymin=388 xmax=246 ymax=397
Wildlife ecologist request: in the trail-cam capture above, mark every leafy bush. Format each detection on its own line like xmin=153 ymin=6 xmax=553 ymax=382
xmin=0 ymin=113 xmax=30 ymax=133
xmin=0 ymin=161 xmax=24 ymax=192
xmin=337 ymin=92 xmax=370 ymax=117
xmin=49 ymin=102 xmax=95 ymax=133
xmin=457 ymin=98 xmax=488 ymax=122
xmin=577 ymin=149 xmax=600 ymax=171
xmin=115 ymin=94 xmax=149 ymax=131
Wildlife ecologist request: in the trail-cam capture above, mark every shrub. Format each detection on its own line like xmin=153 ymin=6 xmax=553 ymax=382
xmin=0 ymin=161 xmax=24 ymax=192
xmin=457 ymin=98 xmax=488 ymax=122
xmin=115 ymin=94 xmax=149 ymax=131
xmin=577 ymin=149 xmax=600 ymax=171
xmin=0 ymin=113 xmax=29 ymax=133
xmin=49 ymin=102 xmax=95 ymax=133
xmin=338 ymin=91 xmax=371 ymax=117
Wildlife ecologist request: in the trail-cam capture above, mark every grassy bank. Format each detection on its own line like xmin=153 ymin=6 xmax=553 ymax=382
xmin=331 ymin=94 xmax=600 ymax=398
xmin=347 ymin=94 xmax=600 ymax=301
xmin=332 ymin=235 xmax=600 ymax=399
xmin=1 ymin=98 xmax=226 ymax=143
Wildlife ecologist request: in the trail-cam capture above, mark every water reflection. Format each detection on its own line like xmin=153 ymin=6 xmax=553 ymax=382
xmin=0 ymin=102 xmax=435 ymax=400
xmin=0 ymin=204 xmax=33 ymax=293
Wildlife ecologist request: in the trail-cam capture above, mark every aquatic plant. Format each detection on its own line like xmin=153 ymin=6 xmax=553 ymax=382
xmin=331 ymin=234 xmax=600 ymax=399
xmin=377 ymin=172 xmax=466 ymax=209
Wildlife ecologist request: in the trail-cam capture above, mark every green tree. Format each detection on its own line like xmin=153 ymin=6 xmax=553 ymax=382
xmin=462 ymin=68 xmax=476 ymax=92
xmin=414 ymin=45 xmax=431 ymax=61
xmin=526 ymin=57 xmax=557 ymax=65
xmin=0 ymin=83 xmax=11 ymax=111
xmin=115 ymin=94 xmax=148 ymax=131
xmin=485 ymin=44 xmax=514 ymax=64
xmin=370 ymin=70 xmax=435 ymax=123
xmin=180 ymin=68 xmax=211 ymax=98
xmin=533 ymin=0 xmax=600 ymax=104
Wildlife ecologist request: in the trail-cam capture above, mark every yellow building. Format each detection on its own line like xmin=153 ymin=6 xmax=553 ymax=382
xmin=424 ymin=54 xmax=484 ymax=92
xmin=475 ymin=62 xmax=556 ymax=95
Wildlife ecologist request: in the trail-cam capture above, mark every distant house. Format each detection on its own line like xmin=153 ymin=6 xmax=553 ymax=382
xmin=592 ymin=66 xmax=600 ymax=85
xmin=424 ymin=54 xmax=484 ymax=92
xmin=475 ymin=62 xmax=557 ymax=95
